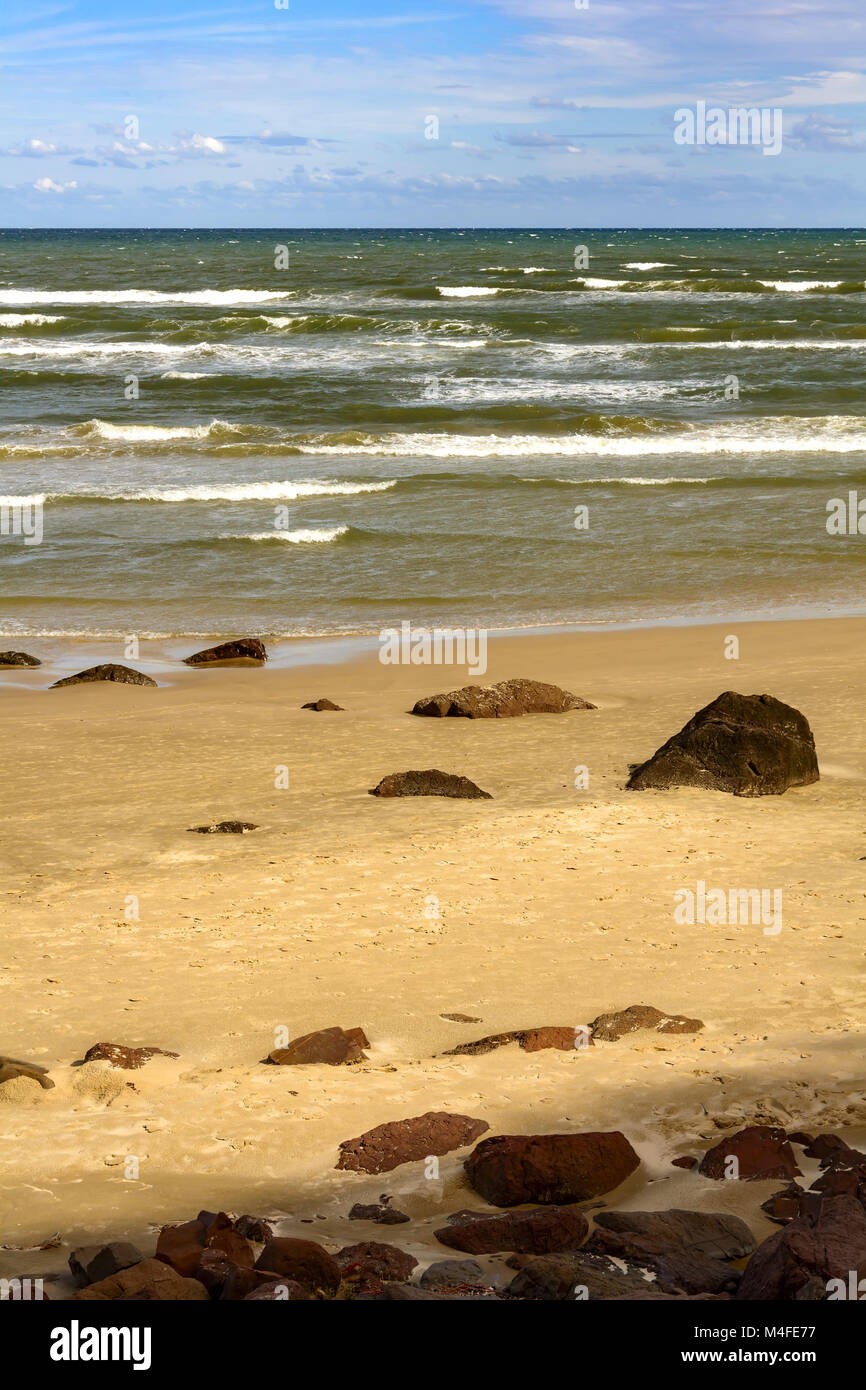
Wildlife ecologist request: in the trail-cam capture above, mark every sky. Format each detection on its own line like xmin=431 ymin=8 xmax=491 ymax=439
xmin=1 ymin=0 xmax=865 ymax=227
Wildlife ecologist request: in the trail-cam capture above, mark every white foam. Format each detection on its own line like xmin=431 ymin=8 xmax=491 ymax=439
xmin=222 ymin=526 xmax=348 ymax=543
xmin=757 ymin=279 xmax=852 ymax=291
xmin=436 ymin=286 xmax=500 ymax=297
xmin=0 ymin=288 xmax=290 ymax=306
xmin=86 ymin=480 xmax=395 ymax=502
xmin=0 ymin=313 xmax=65 ymax=327
xmin=622 ymin=262 xmax=673 ymax=270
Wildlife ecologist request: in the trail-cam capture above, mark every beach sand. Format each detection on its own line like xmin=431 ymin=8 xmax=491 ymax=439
xmin=1 ymin=615 xmax=864 ymax=1283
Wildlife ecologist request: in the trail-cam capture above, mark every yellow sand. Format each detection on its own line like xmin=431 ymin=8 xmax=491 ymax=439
xmin=1 ymin=616 xmax=864 ymax=1275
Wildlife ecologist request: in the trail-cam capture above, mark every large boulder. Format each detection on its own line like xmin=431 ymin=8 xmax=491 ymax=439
xmin=0 ymin=651 xmax=40 ymax=667
xmin=737 ymin=1195 xmax=866 ymax=1299
xmin=72 ymin=1258 xmax=208 ymax=1301
xmin=267 ymin=1026 xmax=369 ymax=1066
xmin=506 ymin=1250 xmax=673 ymax=1301
xmin=334 ymin=1241 xmax=417 ymax=1282
xmin=699 ymin=1126 xmax=801 ymax=1182
xmin=412 ymin=678 xmax=595 ymax=719
xmin=465 ymin=1131 xmax=640 ymax=1207
xmin=592 ymin=1208 xmax=755 ymax=1262
xmin=183 ymin=638 xmax=267 ymax=666
xmin=627 ymin=691 xmax=819 ymax=796
xmin=69 ymin=1242 xmax=144 ymax=1286
xmin=435 ymin=1205 xmax=589 ymax=1255
xmin=370 ymin=769 xmax=492 ymax=800
xmin=590 ymin=1004 xmax=703 ymax=1041
xmin=51 ymin=664 xmax=156 ymax=688
xmin=337 ymin=1111 xmax=489 ymax=1175
xmin=255 ymin=1238 xmax=341 ymax=1297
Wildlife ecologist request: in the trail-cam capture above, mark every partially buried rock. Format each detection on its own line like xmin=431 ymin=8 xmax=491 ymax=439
xmin=435 ymin=1205 xmax=589 ymax=1255
xmin=412 ymin=678 xmax=595 ymax=720
xmin=51 ymin=664 xmax=156 ymax=689
xmin=626 ymin=691 xmax=819 ymax=797
xmin=699 ymin=1126 xmax=801 ymax=1182
xmin=73 ymin=1258 xmax=208 ymax=1302
xmin=69 ymin=1242 xmax=144 ymax=1287
xmin=590 ymin=1004 xmax=703 ymax=1042
xmin=465 ymin=1132 xmax=640 ymax=1208
xmin=420 ymin=1259 xmax=489 ymax=1291
xmin=0 ymin=651 xmax=40 ymax=667
xmin=189 ymin=821 xmax=258 ymax=834
xmin=83 ymin=1042 xmax=178 ymax=1070
xmin=444 ymin=1026 xmax=593 ymax=1056
xmin=302 ymin=698 xmax=343 ymax=711
xmin=267 ymin=1026 xmax=369 ymax=1066
xmin=592 ymin=1209 xmax=755 ymax=1262
xmin=370 ymin=769 xmax=492 ymax=799
xmin=0 ymin=1056 xmax=54 ymax=1090
xmin=335 ymin=1241 xmax=417 ymax=1282
xmin=183 ymin=637 xmax=267 ymax=666
xmin=337 ymin=1111 xmax=490 ymax=1175
xmin=255 ymin=1238 xmax=341 ymax=1298
xmin=349 ymin=1198 xmax=410 ymax=1226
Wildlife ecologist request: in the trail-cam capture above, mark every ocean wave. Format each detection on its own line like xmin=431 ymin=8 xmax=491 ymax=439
xmin=75 ymin=418 xmax=260 ymax=443
xmin=436 ymin=286 xmax=500 ymax=297
xmin=0 ymin=313 xmax=66 ymax=327
xmin=32 ymin=480 xmax=396 ymax=503
xmin=218 ymin=526 xmax=349 ymax=543
xmin=0 ymin=288 xmax=290 ymax=306
xmin=622 ymin=262 xmax=674 ymax=270
xmin=0 ymin=340 xmax=217 ymax=358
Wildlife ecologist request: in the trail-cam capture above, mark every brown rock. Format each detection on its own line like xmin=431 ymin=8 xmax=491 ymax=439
xmin=243 ymin=1280 xmax=307 ymax=1300
xmin=337 ymin=1111 xmax=490 ymax=1175
xmin=234 ymin=1215 xmax=274 ymax=1243
xmin=219 ymin=1265 xmax=297 ymax=1301
xmin=444 ymin=1026 xmax=593 ymax=1057
xmin=255 ymin=1238 xmax=341 ymax=1297
xmin=348 ymin=1199 xmax=410 ymax=1225
xmin=590 ymin=1003 xmax=703 ymax=1041
xmin=183 ymin=638 xmax=267 ymax=666
xmin=69 ymin=1242 xmax=144 ymax=1286
xmin=369 ymin=769 xmax=492 ymax=799
xmin=335 ymin=1241 xmax=417 ymax=1282
xmin=627 ymin=691 xmax=819 ymax=797
xmin=267 ymin=1026 xmax=369 ymax=1066
xmin=506 ymin=1250 xmax=671 ymax=1301
xmin=83 ymin=1042 xmax=178 ymax=1069
xmin=672 ymin=1156 xmax=699 ymax=1170
xmin=0 ymin=651 xmax=40 ymax=667
xmin=412 ymin=678 xmax=595 ymax=719
xmin=73 ymin=1258 xmax=209 ymax=1301
xmin=302 ymin=698 xmax=343 ymax=711
xmin=440 ymin=1012 xmax=482 ymax=1023
xmin=787 ymin=1131 xmax=814 ymax=1147
xmin=435 ymin=1205 xmax=589 ymax=1254
xmin=592 ymin=1208 xmax=755 ymax=1261
xmin=737 ymin=1195 xmax=866 ymax=1299
xmin=155 ymin=1219 xmax=207 ymax=1277
xmin=465 ymin=1131 xmax=640 ymax=1207
xmin=51 ymin=664 xmax=156 ymax=688
xmin=699 ymin=1126 xmax=801 ymax=1182
xmin=188 ymin=820 xmax=258 ymax=834
xmin=803 ymin=1133 xmax=855 ymax=1163
xmin=761 ymin=1184 xmax=806 ymax=1225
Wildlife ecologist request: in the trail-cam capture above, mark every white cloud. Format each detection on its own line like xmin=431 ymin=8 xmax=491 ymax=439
xmin=33 ymin=176 xmax=77 ymax=193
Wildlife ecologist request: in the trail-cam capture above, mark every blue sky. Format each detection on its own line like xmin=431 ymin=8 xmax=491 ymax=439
xmin=1 ymin=0 xmax=866 ymax=226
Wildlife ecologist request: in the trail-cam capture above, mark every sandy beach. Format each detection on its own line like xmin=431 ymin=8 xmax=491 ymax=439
xmin=1 ymin=614 xmax=864 ymax=1290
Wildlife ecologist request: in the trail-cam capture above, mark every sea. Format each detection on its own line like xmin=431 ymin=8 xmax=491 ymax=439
xmin=0 ymin=227 xmax=864 ymax=643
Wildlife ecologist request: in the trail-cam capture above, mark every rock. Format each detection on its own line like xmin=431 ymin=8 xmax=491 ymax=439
xmin=369 ymin=769 xmax=492 ymax=800
xmin=348 ymin=1199 xmax=410 ymax=1225
xmin=810 ymin=1161 xmax=866 ymax=1204
xmin=699 ymin=1126 xmax=801 ymax=1182
xmin=220 ymin=1266 xmax=297 ymax=1301
xmin=672 ymin=1156 xmax=699 ymax=1170
xmin=255 ymin=1238 xmax=341 ymax=1298
xmin=761 ymin=1184 xmax=806 ymax=1225
xmin=444 ymin=1026 xmax=592 ymax=1057
xmin=590 ymin=1004 xmax=703 ymax=1041
xmin=69 ymin=1242 xmax=144 ymax=1286
xmin=465 ymin=1132 xmax=640 ymax=1207
xmin=243 ymin=1280 xmax=307 ymax=1300
xmin=267 ymin=1026 xmax=369 ymax=1066
xmin=51 ymin=664 xmax=157 ymax=689
xmin=440 ymin=1012 xmax=482 ymax=1023
xmin=435 ymin=1205 xmax=589 ymax=1254
xmin=73 ymin=1258 xmax=209 ymax=1301
xmin=626 ymin=691 xmax=819 ymax=797
xmin=412 ymin=678 xmax=596 ymax=720
xmin=155 ymin=1218 xmax=208 ymax=1278
xmin=188 ymin=821 xmax=258 ymax=834
xmin=195 ymin=1248 xmax=235 ymax=1296
xmin=83 ymin=1042 xmax=178 ymax=1070
xmin=506 ymin=1250 xmax=671 ymax=1301
xmin=0 ymin=651 xmax=40 ymax=667
xmin=592 ymin=1209 xmax=755 ymax=1261
xmin=787 ymin=1131 xmax=814 ymax=1147
xmin=335 ymin=1241 xmax=417 ymax=1282
xmin=234 ymin=1215 xmax=274 ymax=1243
xmin=302 ymin=698 xmax=343 ymax=711
xmin=337 ymin=1111 xmax=490 ymax=1175
xmin=0 ymin=1056 xmax=54 ymax=1090
xmin=420 ymin=1258 xmax=489 ymax=1290
xmin=737 ymin=1195 xmax=866 ymax=1300
xmin=802 ymin=1133 xmax=853 ymax=1163
xmin=183 ymin=638 xmax=267 ymax=666
xmin=586 ymin=1228 xmax=740 ymax=1295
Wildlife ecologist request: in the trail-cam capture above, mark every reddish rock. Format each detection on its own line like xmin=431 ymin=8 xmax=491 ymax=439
xmin=803 ymin=1133 xmax=856 ymax=1163
xmin=69 ymin=1242 xmax=144 ymax=1286
xmin=183 ymin=638 xmax=267 ymax=666
xmin=267 ymin=1026 xmax=369 ymax=1066
xmin=369 ymin=769 xmax=492 ymax=800
xmin=220 ymin=1265 xmax=298 ymax=1301
xmin=810 ymin=1162 xmax=866 ymax=1203
xmin=465 ymin=1131 xmax=640 ymax=1207
xmin=761 ymin=1184 xmax=806 ymax=1225
xmin=787 ymin=1131 xmax=814 ymax=1147
xmin=737 ymin=1195 xmax=866 ymax=1299
xmin=83 ymin=1042 xmax=178 ymax=1070
xmin=699 ymin=1126 xmax=801 ymax=1182
xmin=243 ymin=1280 xmax=307 ymax=1300
xmin=155 ymin=1218 xmax=207 ymax=1277
xmin=626 ymin=691 xmax=819 ymax=797
xmin=337 ymin=1111 xmax=489 ymax=1175
xmin=435 ymin=1204 xmax=589 ymax=1254
xmin=672 ymin=1156 xmax=699 ymax=1170
xmin=255 ymin=1238 xmax=341 ymax=1298
xmin=590 ymin=1004 xmax=703 ymax=1041
xmin=335 ymin=1241 xmax=417 ymax=1282
xmin=72 ymin=1258 xmax=209 ymax=1301
xmin=302 ymin=698 xmax=343 ymax=711
xmin=412 ymin=678 xmax=595 ymax=720
xmin=444 ymin=1026 xmax=593 ymax=1057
